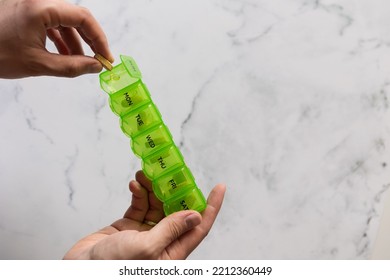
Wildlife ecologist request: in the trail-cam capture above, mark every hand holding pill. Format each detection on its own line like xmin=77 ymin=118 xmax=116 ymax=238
xmin=0 ymin=0 xmax=113 ymax=78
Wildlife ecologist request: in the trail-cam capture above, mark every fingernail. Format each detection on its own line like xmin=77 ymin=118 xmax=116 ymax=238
xmin=185 ymin=213 xmax=201 ymax=228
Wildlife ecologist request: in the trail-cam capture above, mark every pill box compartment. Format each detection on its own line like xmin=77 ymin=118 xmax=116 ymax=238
xmin=152 ymin=166 xmax=196 ymax=201
xmin=109 ymin=82 xmax=151 ymax=117
xmin=142 ymin=145 xmax=185 ymax=179
xmin=120 ymin=103 xmax=162 ymax=138
xmin=131 ymin=124 xmax=173 ymax=158
xmin=163 ymin=188 xmax=207 ymax=215
xmin=99 ymin=63 xmax=139 ymax=94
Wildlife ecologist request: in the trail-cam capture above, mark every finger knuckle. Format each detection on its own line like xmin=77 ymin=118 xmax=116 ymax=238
xmin=168 ymin=220 xmax=182 ymax=239
xmin=59 ymin=59 xmax=83 ymax=78
xmin=78 ymin=6 xmax=92 ymax=19
xmin=17 ymin=0 xmax=43 ymax=23
xmin=63 ymin=65 xmax=81 ymax=78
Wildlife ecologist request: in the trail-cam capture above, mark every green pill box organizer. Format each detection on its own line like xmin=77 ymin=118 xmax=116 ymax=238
xmin=99 ymin=55 xmax=207 ymax=215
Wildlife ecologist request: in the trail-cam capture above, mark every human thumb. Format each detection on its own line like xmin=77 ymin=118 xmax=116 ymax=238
xmin=148 ymin=211 xmax=202 ymax=250
xmin=30 ymin=51 xmax=102 ymax=77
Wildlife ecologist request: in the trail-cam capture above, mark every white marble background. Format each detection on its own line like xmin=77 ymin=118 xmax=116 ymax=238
xmin=1 ymin=0 xmax=390 ymax=259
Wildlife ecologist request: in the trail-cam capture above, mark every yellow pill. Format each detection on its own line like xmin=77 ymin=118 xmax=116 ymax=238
xmin=110 ymin=73 xmax=120 ymax=80
xmin=94 ymin=53 xmax=113 ymax=71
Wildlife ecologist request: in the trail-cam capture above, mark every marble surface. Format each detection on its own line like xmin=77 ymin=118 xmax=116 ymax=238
xmin=1 ymin=0 xmax=390 ymax=259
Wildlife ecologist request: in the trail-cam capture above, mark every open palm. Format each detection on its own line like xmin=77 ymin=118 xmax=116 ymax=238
xmin=64 ymin=171 xmax=226 ymax=259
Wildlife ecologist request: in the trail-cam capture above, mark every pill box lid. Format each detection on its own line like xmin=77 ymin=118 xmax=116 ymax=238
xmin=99 ymin=55 xmax=143 ymax=94
xmin=120 ymin=55 xmax=142 ymax=79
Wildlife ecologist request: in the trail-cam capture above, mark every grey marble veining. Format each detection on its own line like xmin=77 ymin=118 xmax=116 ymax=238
xmin=1 ymin=0 xmax=390 ymax=259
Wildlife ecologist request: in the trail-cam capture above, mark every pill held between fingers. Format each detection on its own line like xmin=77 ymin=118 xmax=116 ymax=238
xmin=94 ymin=53 xmax=113 ymax=71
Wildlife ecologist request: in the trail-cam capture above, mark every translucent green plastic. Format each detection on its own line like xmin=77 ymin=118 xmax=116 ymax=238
xmin=99 ymin=55 xmax=207 ymax=216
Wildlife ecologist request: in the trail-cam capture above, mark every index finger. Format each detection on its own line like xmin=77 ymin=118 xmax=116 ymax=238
xmin=39 ymin=1 xmax=114 ymax=62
